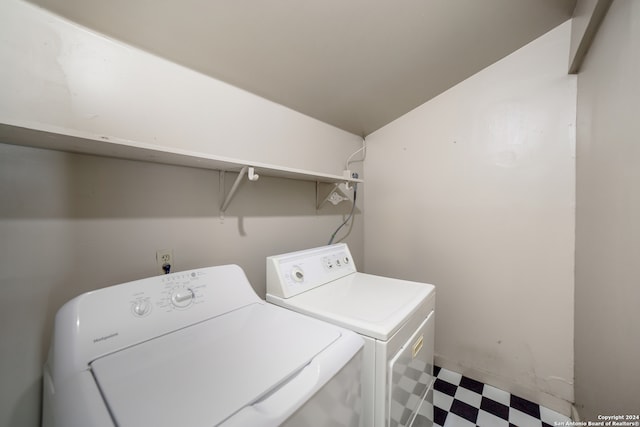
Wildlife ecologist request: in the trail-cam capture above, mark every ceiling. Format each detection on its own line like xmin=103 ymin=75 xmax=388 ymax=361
xmin=27 ymin=0 xmax=576 ymax=136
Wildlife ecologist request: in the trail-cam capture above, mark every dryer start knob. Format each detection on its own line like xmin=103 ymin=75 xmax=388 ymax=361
xmin=291 ymin=267 xmax=305 ymax=283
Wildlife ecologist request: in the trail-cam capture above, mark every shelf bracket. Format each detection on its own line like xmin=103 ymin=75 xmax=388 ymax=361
xmin=316 ymin=181 xmax=350 ymax=209
xmin=220 ymin=166 xmax=259 ymax=215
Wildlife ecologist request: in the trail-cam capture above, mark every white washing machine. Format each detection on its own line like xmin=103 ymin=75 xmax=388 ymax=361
xmin=266 ymin=244 xmax=436 ymax=427
xmin=42 ymin=264 xmax=363 ymax=427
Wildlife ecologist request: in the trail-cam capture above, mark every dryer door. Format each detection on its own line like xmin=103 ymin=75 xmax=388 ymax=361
xmin=387 ymin=311 xmax=435 ymax=427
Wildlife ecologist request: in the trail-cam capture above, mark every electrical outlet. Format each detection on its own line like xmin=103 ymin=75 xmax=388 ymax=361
xmin=156 ymin=249 xmax=173 ymax=274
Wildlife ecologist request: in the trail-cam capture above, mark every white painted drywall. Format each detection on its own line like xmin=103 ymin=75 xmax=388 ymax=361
xmin=568 ymin=0 xmax=613 ymax=73
xmin=575 ymin=0 xmax=640 ymax=419
xmin=0 ymin=2 xmax=363 ymax=427
xmin=0 ymin=0 xmax=361 ymax=176
xmin=363 ymin=22 xmax=575 ymax=414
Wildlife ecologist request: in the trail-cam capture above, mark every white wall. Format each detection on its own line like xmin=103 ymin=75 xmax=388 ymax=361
xmin=363 ymin=22 xmax=575 ymax=414
xmin=0 ymin=0 xmax=361 ymax=176
xmin=570 ymin=0 xmax=599 ymax=65
xmin=568 ymin=0 xmax=613 ymax=72
xmin=575 ymin=0 xmax=640 ymax=420
xmin=0 ymin=2 xmax=363 ymax=427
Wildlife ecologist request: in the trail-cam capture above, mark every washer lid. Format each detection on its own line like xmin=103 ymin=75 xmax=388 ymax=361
xmin=270 ymin=273 xmax=434 ymax=341
xmin=91 ymin=303 xmax=341 ymax=427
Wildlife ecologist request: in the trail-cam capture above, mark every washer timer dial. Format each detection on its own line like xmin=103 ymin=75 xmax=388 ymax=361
xmin=170 ymin=288 xmax=194 ymax=308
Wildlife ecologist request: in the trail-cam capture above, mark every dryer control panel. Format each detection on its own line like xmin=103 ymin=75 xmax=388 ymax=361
xmin=266 ymin=243 xmax=357 ymax=299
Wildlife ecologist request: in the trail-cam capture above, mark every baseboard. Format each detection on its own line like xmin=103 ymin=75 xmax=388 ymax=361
xmin=571 ymin=405 xmax=581 ymax=422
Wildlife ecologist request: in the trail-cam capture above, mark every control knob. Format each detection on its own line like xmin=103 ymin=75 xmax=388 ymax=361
xmin=291 ymin=267 xmax=305 ymax=283
xmin=132 ymin=299 xmax=151 ymax=317
xmin=171 ymin=288 xmax=194 ymax=308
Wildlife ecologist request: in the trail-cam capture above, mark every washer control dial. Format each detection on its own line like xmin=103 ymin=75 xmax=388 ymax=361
xmin=131 ymin=299 xmax=151 ymax=317
xmin=170 ymin=288 xmax=194 ymax=308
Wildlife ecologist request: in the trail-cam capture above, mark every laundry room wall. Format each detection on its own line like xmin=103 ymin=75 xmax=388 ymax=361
xmin=574 ymin=0 xmax=640 ymax=420
xmin=0 ymin=2 xmax=364 ymax=427
xmin=363 ymin=21 xmax=575 ymax=414
xmin=0 ymin=0 xmax=362 ymax=175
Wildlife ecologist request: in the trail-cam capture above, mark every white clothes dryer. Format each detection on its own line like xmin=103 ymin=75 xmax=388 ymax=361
xmin=42 ymin=264 xmax=363 ymax=427
xmin=266 ymin=244 xmax=436 ymax=427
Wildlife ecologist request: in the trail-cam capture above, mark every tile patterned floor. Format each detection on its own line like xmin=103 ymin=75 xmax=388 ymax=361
xmin=431 ymin=366 xmax=572 ymax=427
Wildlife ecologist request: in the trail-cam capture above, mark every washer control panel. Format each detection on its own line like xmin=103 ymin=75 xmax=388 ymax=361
xmin=59 ymin=264 xmax=261 ymax=368
xmin=266 ymin=243 xmax=357 ymax=299
xmin=128 ymin=271 xmax=206 ymax=318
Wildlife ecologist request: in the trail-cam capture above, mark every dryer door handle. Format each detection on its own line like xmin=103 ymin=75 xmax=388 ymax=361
xmin=412 ymin=335 xmax=424 ymax=359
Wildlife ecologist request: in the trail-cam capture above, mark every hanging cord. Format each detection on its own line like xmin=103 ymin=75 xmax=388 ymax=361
xmin=329 ymin=141 xmax=364 ymax=246
xmin=345 ymin=140 xmax=366 ymax=170
xmin=328 ymin=182 xmax=358 ymax=245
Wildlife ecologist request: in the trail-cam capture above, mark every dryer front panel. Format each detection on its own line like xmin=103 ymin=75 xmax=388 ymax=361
xmin=387 ymin=310 xmax=435 ymax=427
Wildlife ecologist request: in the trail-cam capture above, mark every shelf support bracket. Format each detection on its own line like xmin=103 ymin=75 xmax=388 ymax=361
xmin=316 ymin=181 xmax=352 ymax=209
xmin=220 ymin=166 xmax=260 ymax=215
